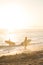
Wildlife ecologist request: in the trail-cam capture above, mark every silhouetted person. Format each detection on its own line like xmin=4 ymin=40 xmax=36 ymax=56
xmin=24 ymin=37 xmax=28 ymax=49
xmin=22 ymin=37 xmax=31 ymax=50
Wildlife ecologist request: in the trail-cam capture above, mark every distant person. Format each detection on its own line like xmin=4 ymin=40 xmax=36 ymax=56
xmin=23 ymin=37 xmax=31 ymax=50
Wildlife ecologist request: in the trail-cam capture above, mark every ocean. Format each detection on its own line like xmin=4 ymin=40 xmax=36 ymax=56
xmin=0 ymin=30 xmax=43 ymax=56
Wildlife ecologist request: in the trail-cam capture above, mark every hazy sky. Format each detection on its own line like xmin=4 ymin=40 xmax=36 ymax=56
xmin=0 ymin=0 xmax=43 ymax=31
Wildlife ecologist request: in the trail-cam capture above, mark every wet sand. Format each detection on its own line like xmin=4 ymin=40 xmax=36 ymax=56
xmin=0 ymin=44 xmax=43 ymax=56
xmin=0 ymin=50 xmax=43 ymax=65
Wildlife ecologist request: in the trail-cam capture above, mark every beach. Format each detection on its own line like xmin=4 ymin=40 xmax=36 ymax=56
xmin=0 ymin=43 xmax=43 ymax=65
xmin=0 ymin=43 xmax=43 ymax=56
xmin=0 ymin=0 xmax=43 ymax=64
xmin=0 ymin=30 xmax=43 ymax=65
xmin=0 ymin=50 xmax=43 ymax=65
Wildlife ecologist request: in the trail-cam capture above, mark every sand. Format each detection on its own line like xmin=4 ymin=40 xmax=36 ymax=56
xmin=0 ymin=50 xmax=43 ymax=65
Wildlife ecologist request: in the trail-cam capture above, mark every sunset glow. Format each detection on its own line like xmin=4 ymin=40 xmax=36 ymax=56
xmin=0 ymin=0 xmax=43 ymax=43
xmin=0 ymin=1 xmax=43 ymax=61
xmin=0 ymin=0 xmax=43 ymax=33
xmin=0 ymin=4 xmax=35 ymax=32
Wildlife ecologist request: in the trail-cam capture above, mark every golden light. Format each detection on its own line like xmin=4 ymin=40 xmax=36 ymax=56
xmin=0 ymin=3 xmax=37 ymax=43
xmin=0 ymin=3 xmax=36 ymax=33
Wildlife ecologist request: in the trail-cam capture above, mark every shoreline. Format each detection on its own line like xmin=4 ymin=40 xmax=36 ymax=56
xmin=0 ymin=44 xmax=43 ymax=57
xmin=0 ymin=50 xmax=43 ymax=65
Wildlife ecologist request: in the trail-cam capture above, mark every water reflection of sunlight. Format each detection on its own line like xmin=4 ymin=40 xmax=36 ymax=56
xmin=5 ymin=33 xmax=17 ymax=42
xmin=0 ymin=44 xmax=43 ymax=57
